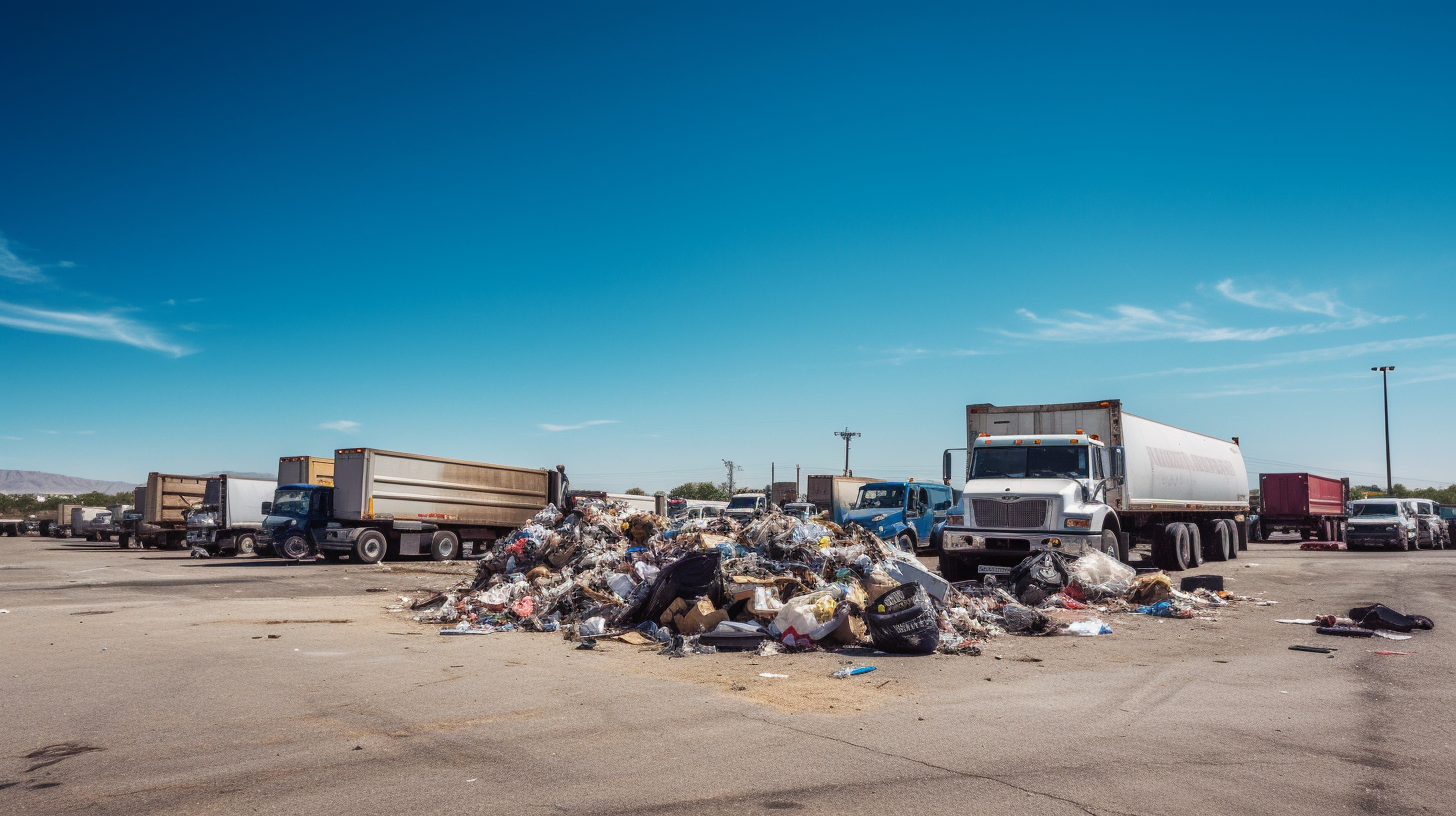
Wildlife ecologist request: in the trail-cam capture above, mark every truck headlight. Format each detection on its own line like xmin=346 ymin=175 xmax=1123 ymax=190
xmin=1064 ymin=518 xmax=1091 ymax=529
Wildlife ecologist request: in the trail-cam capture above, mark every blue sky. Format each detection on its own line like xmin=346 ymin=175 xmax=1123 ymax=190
xmin=2 ymin=2 xmax=1453 ymax=492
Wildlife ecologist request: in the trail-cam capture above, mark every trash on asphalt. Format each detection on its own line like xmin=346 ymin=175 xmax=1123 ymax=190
xmin=400 ymin=501 xmax=1279 ymax=662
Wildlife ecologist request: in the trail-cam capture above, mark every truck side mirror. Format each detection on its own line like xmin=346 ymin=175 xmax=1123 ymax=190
xmin=1111 ymin=447 xmax=1126 ymax=485
xmin=261 ymin=501 xmax=272 ymax=514
xmin=942 ymin=450 xmax=952 ymax=483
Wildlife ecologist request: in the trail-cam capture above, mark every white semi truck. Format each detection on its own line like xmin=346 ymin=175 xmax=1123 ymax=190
xmin=937 ymin=400 xmax=1249 ymax=581
xmin=185 ymin=475 xmax=278 ymax=556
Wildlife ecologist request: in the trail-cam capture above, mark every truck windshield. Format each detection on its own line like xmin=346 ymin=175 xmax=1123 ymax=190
xmin=1353 ymin=503 xmax=1400 ymax=517
xmin=972 ymin=446 xmax=1088 ymax=479
xmin=272 ymin=490 xmax=312 ymax=516
xmin=1442 ymin=507 xmax=1456 ymax=520
xmin=855 ymin=487 xmax=905 ymax=509
xmin=727 ymin=496 xmax=760 ymax=509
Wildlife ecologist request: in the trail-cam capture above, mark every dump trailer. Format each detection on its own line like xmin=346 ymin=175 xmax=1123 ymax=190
xmin=261 ymin=448 xmax=567 ymax=563
xmin=806 ymin=475 xmax=882 ymax=524
xmin=938 ymin=400 xmax=1249 ymax=581
xmin=185 ymin=476 xmax=277 ymax=556
xmin=568 ymin=491 xmax=666 ymax=515
xmin=278 ymin=456 xmax=333 ymax=487
xmin=1257 ymin=473 xmax=1349 ymax=542
xmin=137 ymin=473 xmax=208 ymax=549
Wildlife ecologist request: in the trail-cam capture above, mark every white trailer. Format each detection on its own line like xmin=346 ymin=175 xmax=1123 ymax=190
xmin=186 ymin=476 xmax=277 ymax=556
xmin=70 ymin=506 xmax=109 ymax=541
xmin=938 ymin=399 xmax=1249 ymax=580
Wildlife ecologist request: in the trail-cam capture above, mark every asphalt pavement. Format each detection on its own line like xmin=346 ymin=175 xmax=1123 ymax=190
xmin=2 ymin=536 xmax=1452 ymax=815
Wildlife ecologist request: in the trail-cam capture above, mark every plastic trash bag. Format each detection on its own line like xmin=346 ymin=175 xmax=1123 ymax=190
xmin=771 ymin=586 xmax=851 ymax=648
xmin=1065 ymin=619 xmax=1112 ymax=636
xmin=1068 ymin=549 xmax=1136 ymax=598
xmin=864 ymin=582 xmax=940 ymax=654
xmin=1008 ymin=552 xmax=1070 ymax=606
xmin=631 ymin=551 xmax=722 ymax=625
xmin=1001 ymin=602 xmax=1050 ymax=634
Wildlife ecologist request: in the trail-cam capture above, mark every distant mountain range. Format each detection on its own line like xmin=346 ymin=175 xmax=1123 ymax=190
xmin=0 ymin=470 xmax=138 ymax=495
xmin=0 ymin=469 xmax=276 ymax=495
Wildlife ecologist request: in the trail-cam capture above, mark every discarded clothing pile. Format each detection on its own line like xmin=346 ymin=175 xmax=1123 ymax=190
xmin=412 ymin=504 xmax=992 ymax=656
xmin=1278 ymin=603 xmax=1434 ymax=641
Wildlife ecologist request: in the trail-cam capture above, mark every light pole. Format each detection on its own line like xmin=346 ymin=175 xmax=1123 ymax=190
xmin=1372 ymin=366 xmax=1395 ymax=495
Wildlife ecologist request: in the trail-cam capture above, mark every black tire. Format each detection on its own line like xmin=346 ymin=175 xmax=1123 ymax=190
xmin=353 ymin=530 xmax=387 ymax=564
xmin=234 ymin=533 xmax=257 ymax=557
xmin=278 ymin=534 xmax=311 ymax=561
xmin=118 ymin=534 xmax=131 ymax=549
xmin=429 ymin=530 xmax=459 ymax=561
xmin=1098 ymin=529 xmax=1121 ymax=561
xmin=895 ymin=533 xmax=915 ymax=554
xmin=939 ymin=556 xmax=975 ymax=583
xmin=1153 ymin=523 xmax=1190 ymax=571
xmin=1184 ymin=522 xmax=1204 ymax=568
xmin=1220 ymin=519 xmax=1239 ymax=560
xmin=1203 ymin=520 xmax=1231 ymax=562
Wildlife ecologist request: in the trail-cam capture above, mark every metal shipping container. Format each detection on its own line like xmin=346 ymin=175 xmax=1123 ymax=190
xmin=1257 ymin=472 xmax=1348 ymax=541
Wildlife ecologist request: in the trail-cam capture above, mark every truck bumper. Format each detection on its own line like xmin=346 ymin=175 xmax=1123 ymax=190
xmin=940 ymin=526 xmax=1100 ymax=572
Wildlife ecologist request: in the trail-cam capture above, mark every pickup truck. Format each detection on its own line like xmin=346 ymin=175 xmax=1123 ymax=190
xmin=723 ymin=493 xmax=768 ymax=522
xmin=1346 ymin=499 xmax=1419 ymax=551
xmin=1402 ymin=498 xmax=1449 ymax=549
xmin=841 ymin=481 xmax=957 ymax=552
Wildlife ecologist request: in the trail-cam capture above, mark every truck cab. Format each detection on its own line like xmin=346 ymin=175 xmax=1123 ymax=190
xmin=1402 ymin=499 xmax=1448 ymax=549
xmin=841 ymin=481 xmax=955 ymax=552
xmin=723 ymin=493 xmax=768 ymax=522
xmin=939 ymin=433 xmax=1123 ymax=582
xmin=259 ymin=484 xmax=333 ymax=559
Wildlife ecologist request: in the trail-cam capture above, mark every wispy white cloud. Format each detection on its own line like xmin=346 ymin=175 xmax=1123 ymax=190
xmin=539 ymin=419 xmax=618 ymax=432
xmin=1119 ymin=334 xmax=1456 ymax=379
xmin=1007 ymin=305 xmax=1295 ymax=343
xmin=1008 ymin=279 xmax=1401 ymax=345
xmin=863 ymin=346 xmax=988 ymax=365
xmin=318 ymin=420 xmax=361 ymax=432
xmin=0 ymin=235 xmax=47 ymax=283
xmin=0 ymin=299 xmax=191 ymax=356
xmin=0 ymin=435 xmax=20 ymax=441
xmin=57 ymin=260 xmax=75 ymax=269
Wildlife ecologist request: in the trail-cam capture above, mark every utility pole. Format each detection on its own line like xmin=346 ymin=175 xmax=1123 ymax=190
xmin=1372 ymin=366 xmax=1395 ymax=494
xmin=834 ymin=428 xmax=861 ymax=476
xmin=795 ymin=464 xmax=800 ymax=501
xmin=722 ymin=459 xmax=742 ymax=494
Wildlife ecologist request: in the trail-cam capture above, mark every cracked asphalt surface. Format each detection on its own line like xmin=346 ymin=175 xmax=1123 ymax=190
xmin=2 ymin=536 xmax=1452 ymax=815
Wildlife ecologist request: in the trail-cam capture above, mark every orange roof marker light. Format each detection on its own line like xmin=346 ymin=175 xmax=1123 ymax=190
xmin=1014 ymin=439 xmax=1023 ymax=445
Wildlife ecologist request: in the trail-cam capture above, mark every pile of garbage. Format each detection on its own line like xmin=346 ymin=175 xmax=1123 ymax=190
xmin=411 ymin=502 xmax=988 ymax=655
xmin=405 ymin=501 xmax=1265 ymax=655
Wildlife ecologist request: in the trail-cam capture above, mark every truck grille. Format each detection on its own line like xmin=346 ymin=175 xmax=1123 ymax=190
xmin=971 ymin=499 xmax=1049 ymax=530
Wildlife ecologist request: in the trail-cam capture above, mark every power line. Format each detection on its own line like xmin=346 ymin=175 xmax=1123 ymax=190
xmin=1242 ymin=456 xmax=1453 ymax=486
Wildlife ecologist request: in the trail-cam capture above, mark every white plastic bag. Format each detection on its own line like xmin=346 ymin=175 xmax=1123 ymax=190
xmin=770 ymin=586 xmax=849 ymax=647
xmin=1068 ymin=548 xmax=1136 ymax=597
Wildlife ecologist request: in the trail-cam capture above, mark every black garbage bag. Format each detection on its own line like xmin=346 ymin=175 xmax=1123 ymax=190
xmin=1349 ymin=604 xmax=1434 ymax=633
xmin=630 ymin=551 xmax=722 ymax=625
xmin=864 ymin=582 xmax=939 ymax=655
xmin=1008 ymin=551 xmax=1071 ymax=606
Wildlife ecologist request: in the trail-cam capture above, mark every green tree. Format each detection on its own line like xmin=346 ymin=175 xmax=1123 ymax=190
xmin=623 ymin=487 xmax=647 ymax=496
xmin=668 ymin=481 xmax=730 ymax=501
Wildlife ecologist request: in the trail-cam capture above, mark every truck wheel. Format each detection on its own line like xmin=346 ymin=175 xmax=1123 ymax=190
xmin=1153 ymin=523 xmax=1190 ymax=571
xmin=354 ymin=531 xmax=387 ymax=564
xmin=1220 ymin=519 xmax=1239 ymax=560
xmin=1184 ymin=522 xmax=1203 ymax=567
xmin=895 ymin=533 xmax=915 ymax=554
xmin=234 ymin=533 xmax=257 ymax=557
xmin=1202 ymin=520 xmax=1230 ymax=562
xmin=1098 ymin=530 xmax=1121 ymax=561
xmin=278 ymin=534 xmax=311 ymax=561
xmin=429 ymin=530 xmax=459 ymax=561
xmin=118 ymin=534 xmax=131 ymax=549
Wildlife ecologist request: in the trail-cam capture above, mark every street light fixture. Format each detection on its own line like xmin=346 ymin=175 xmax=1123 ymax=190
xmin=1372 ymin=366 xmax=1395 ymax=495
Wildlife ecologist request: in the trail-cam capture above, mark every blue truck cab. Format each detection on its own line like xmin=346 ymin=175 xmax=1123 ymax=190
xmin=841 ymin=481 xmax=957 ymax=552
xmin=259 ymin=484 xmax=333 ymax=559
